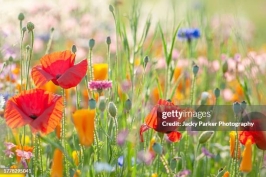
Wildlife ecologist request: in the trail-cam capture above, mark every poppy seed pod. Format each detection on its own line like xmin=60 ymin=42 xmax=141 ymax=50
xmin=233 ymin=102 xmax=241 ymax=115
xmin=241 ymin=101 xmax=247 ymax=112
xmin=199 ymin=131 xmax=214 ymax=144
xmin=222 ymin=60 xmax=228 ymax=74
xmin=144 ymin=56 xmax=149 ymax=68
xmin=108 ymin=102 xmax=117 ymax=118
xmin=27 ymin=22 xmax=34 ymax=31
xmin=192 ymin=65 xmax=199 ymax=76
xmin=18 ymin=13 xmax=25 ymax=21
xmin=89 ymin=98 xmax=96 ymax=109
xmin=98 ymin=96 xmax=106 ymax=112
xmin=106 ymin=36 xmax=111 ymax=45
xmin=125 ymin=99 xmax=132 ymax=111
xmin=72 ymin=45 xmax=77 ymax=54
xmin=89 ymin=39 xmax=95 ymax=49
xmin=109 ymin=5 xmax=114 ymax=12
xmin=214 ymin=88 xmax=220 ymax=98
xmin=152 ymin=142 xmax=163 ymax=155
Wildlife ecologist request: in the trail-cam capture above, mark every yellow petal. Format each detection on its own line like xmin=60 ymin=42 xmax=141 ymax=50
xmin=93 ymin=63 xmax=108 ymax=81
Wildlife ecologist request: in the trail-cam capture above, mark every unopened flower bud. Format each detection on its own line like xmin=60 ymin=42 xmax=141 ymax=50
xmin=233 ymin=102 xmax=241 ymax=115
xmin=108 ymin=102 xmax=117 ymax=118
xmin=89 ymin=98 xmax=96 ymax=109
xmin=26 ymin=45 xmax=31 ymax=50
xmin=222 ymin=60 xmax=228 ymax=73
xmin=109 ymin=5 xmax=114 ymax=13
xmin=193 ymin=65 xmax=199 ymax=76
xmin=98 ymin=96 xmax=106 ymax=112
xmin=125 ymin=99 xmax=132 ymax=111
xmin=27 ymin=22 xmax=34 ymax=31
xmin=8 ymin=57 xmax=13 ymax=62
xmin=18 ymin=13 xmax=25 ymax=21
xmin=51 ymin=27 xmax=54 ymax=32
xmin=144 ymin=56 xmax=149 ymax=68
xmin=214 ymin=88 xmax=220 ymax=98
xmin=241 ymin=101 xmax=247 ymax=112
xmin=72 ymin=45 xmax=77 ymax=54
xmin=199 ymin=131 xmax=214 ymax=144
xmin=22 ymin=27 xmax=27 ymax=33
xmin=152 ymin=143 xmax=163 ymax=155
xmin=89 ymin=39 xmax=95 ymax=49
xmin=106 ymin=36 xmax=111 ymax=45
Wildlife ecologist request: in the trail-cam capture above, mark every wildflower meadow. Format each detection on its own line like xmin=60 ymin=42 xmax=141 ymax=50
xmin=1 ymin=0 xmax=266 ymax=177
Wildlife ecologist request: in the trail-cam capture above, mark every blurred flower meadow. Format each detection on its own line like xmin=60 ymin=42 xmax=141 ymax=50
xmin=1 ymin=0 xmax=266 ymax=176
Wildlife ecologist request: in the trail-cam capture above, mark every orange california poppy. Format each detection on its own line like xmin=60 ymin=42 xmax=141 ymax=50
xmin=31 ymin=50 xmax=87 ymax=89
xmin=72 ymin=109 xmax=95 ymax=147
xmin=239 ymin=112 xmax=266 ymax=150
xmin=4 ymin=89 xmax=63 ymax=134
xmin=93 ymin=63 xmax=108 ymax=80
xmin=140 ymin=99 xmax=189 ymax=143
xmin=51 ymin=149 xmax=63 ymax=177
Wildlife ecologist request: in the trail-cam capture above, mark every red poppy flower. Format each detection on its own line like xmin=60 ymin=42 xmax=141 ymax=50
xmin=31 ymin=50 xmax=87 ymax=89
xmin=140 ymin=99 xmax=190 ymax=143
xmin=239 ymin=112 xmax=266 ymax=150
xmin=4 ymin=89 xmax=63 ymax=134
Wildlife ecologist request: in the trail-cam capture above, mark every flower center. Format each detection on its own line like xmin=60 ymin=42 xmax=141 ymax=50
xmin=29 ymin=114 xmax=38 ymax=120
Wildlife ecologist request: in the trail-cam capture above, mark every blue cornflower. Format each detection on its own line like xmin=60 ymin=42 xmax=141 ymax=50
xmin=117 ymin=156 xmax=136 ymax=167
xmin=177 ymin=28 xmax=200 ymax=41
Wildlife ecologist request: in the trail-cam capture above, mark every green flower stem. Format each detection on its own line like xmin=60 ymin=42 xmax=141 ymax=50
xmin=192 ymin=144 xmax=200 ymax=177
xmin=88 ymin=48 xmax=93 ymax=81
xmin=25 ymin=31 xmax=34 ymax=90
xmin=37 ymin=135 xmax=43 ymax=176
xmin=19 ymin=22 xmax=25 ymax=91
xmin=93 ymin=114 xmax=99 ymax=161
xmin=45 ymin=28 xmax=54 ymax=54
xmin=75 ymin=86 xmax=80 ymax=109
xmin=234 ymin=114 xmax=239 ymax=177
xmin=33 ymin=135 xmax=38 ymax=176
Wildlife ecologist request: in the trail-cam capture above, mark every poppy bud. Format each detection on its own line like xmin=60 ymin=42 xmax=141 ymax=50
xmin=27 ymin=22 xmax=35 ymax=31
xmin=152 ymin=142 xmax=163 ymax=155
xmin=108 ymin=102 xmax=117 ymax=118
xmin=18 ymin=13 xmax=25 ymax=21
xmin=241 ymin=101 xmax=247 ymax=112
xmin=199 ymin=131 xmax=214 ymax=144
xmin=72 ymin=45 xmax=77 ymax=54
xmin=98 ymin=96 xmax=106 ymax=112
xmin=233 ymin=102 xmax=241 ymax=115
xmin=192 ymin=65 xmax=199 ymax=76
xmin=26 ymin=45 xmax=31 ymax=50
xmin=106 ymin=36 xmax=111 ymax=45
xmin=89 ymin=98 xmax=96 ymax=109
xmin=109 ymin=5 xmax=114 ymax=13
xmin=8 ymin=57 xmax=13 ymax=62
xmin=125 ymin=99 xmax=132 ymax=111
xmin=51 ymin=27 xmax=54 ymax=32
xmin=144 ymin=56 xmax=149 ymax=68
xmin=22 ymin=27 xmax=27 ymax=33
xmin=89 ymin=39 xmax=95 ymax=49
xmin=222 ymin=60 xmax=228 ymax=73
xmin=214 ymin=88 xmax=220 ymax=98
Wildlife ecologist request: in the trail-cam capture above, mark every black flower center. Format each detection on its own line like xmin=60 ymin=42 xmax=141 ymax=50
xmin=56 ymin=74 xmax=61 ymax=79
xmin=29 ymin=114 xmax=38 ymax=120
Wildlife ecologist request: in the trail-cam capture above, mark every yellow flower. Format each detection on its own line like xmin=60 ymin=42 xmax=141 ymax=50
xmin=222 ymin=171 xmax=230 ymax=177
xmin=72 ymin=109 xmax=95 ymax=147
xmin=151 ymin=173 xmax=158 ymax=177
xmin=239 ymin=139 xmax=252 ymax=173
xmin=40 ymin=80 xmax=58 ymax=93
xmin=148 ymin=137 xmax=156 ymax=152
xmin=51 ymin=149 xmax=63 ymax=177
xmin=72 ymin=151 xmax=79 ymax=166
xmin=229 ymin=131 xmax=240 ymax=159
xmin=93 ymin=63 xmax=108 ymax=80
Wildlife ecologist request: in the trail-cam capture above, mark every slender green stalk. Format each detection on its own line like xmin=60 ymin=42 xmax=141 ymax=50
xmin=25 ymin=31 xmax=34 ymax=90
xmin=37 ymin=135 xmax=43 ymax=176
xmin=192 ymin=144 xmax=200 ymax=177
xmin=45 ymin=28 xmax=54 ymax=54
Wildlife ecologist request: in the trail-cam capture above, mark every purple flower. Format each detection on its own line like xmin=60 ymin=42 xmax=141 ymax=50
xmin=4 ymin=142 xmax=15 ymax=150
xmin=201 ymin=147 xmax=214 ymax=158
xmin=3 ymin=149 xmax=14 ymax=158
xmin=175 ymin=169 xmax=191 ymax=177
xmin=177 ymin=28 xmax=200 ymax=41
xmin=88 ymin=81 xmax=112 ymax=90
xmin=118 ymin=156 xmax=124 ymax=167
xmin=116 ymin=129 xmax=129 ymax=146
xmin=137 ymin=150 xmax=154 ymax=165
xmin=16 ymin=149 xmax=34 ymax=160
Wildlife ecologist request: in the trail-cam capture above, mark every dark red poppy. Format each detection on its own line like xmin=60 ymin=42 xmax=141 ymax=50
xmin=239 ymin=112 xmax=266 ymax=150
xmin=140 ymin=99 xmax=189 ymax=143
xmin=31 ymin=50 xmax=87 ymax=89
xmin=4 ymin=89 xmax=63 ymax=134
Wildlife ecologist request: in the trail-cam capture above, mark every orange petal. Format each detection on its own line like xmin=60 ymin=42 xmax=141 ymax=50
xmin=31 ymin=65 xmax=54 ymax=88
xmin=72 ymin=109 xmax=95 ymax=147
xmin=57 ymin=59 xmax=88 ymax=89
xmin=93 ymin=63 xmax=108 ymax=80
xmin=139 ymin=124 xmax=150 ymax=142
xmin=51 ymin=149 xmax=63 ymax=177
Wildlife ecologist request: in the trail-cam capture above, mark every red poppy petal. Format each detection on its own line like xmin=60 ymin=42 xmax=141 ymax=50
xmin=166 ymin=131 xmax=182 ymax=142
xmin=140 ymin=124 xmax=150 ymax=142
xmin=31 ymin=65 xmax=54 ymax=87
xmin=30 ymin=94 xmax=63 ymax=134
xmin=239 ymin=131 xmax=255 ymax=145
xmin=158 ymin=99 xmax=174 ymax=106
xmin=41 ymin=50 xmax=75 ymax=68
xmin=145 ymin=106 xmax=158 ymax=130
xmin=57 ymin=59 xmax=88 ymax=89
xmin=4 ymin=98 xmax=33 ymax=128
xmin=250 ymin=131 xmax=266 ymax=150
